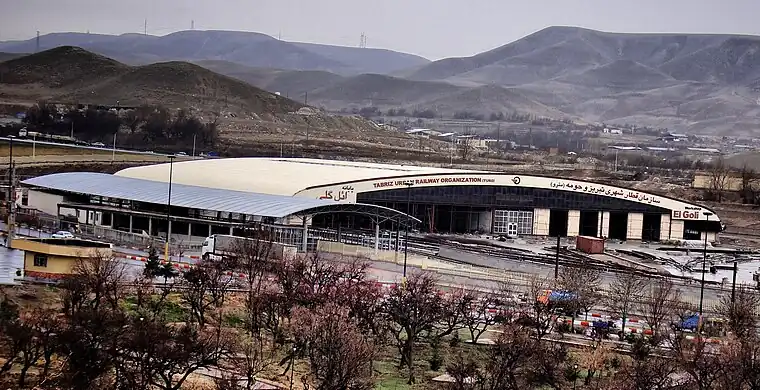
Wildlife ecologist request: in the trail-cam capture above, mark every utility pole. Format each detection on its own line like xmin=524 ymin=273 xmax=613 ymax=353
xmin=35 ymin=31 xmax=40 ymax=53
xmin=7 ymin=162 xmax=15 ymax=247
xmin=554 ymin=235 xmax=560 ymax=280
xmin=731 ymin=261 xmax=738 ymax=303
xmin=6 ymin=136 xmax=16 ymax=247
xmin=191 ymin=20 xmax=195 ymax=30
xmin=304 ymin=92 xmax=308 ymax=106
xmin=164 ymin=156 xmax=175 ymax=261
xmin=144 ymin=19 xmax=147 ymax=35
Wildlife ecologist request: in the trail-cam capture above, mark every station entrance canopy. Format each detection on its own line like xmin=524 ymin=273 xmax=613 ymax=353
xmin=22 ymin=172 xmax=420 ymax=225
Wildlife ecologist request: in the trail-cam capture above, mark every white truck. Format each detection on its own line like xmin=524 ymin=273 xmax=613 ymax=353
xmin=201 ymin=234 xmax=297 ymax=260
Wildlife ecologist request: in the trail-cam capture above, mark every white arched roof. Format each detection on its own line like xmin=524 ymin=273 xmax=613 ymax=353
xmin=114 ymin=157 xmax=718 ymax=222
xmin=115 ymin=157 xmax=485 ymax=196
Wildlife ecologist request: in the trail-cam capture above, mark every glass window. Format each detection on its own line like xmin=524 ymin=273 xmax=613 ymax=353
xmin=33 ymin=254 xmax=47 ymax=267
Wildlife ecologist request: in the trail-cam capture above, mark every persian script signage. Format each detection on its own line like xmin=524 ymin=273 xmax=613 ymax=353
xmin=549 ymin=180 xmax=662 ymax=205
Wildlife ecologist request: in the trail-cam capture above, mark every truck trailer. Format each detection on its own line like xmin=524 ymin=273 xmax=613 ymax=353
xmin=201 ymin=234 xmax=297 ymax=261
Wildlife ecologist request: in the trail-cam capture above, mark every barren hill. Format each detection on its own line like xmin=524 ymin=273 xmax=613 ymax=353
xmin=308 ymin=74 xmax=462 ymax=108
xmin=0 ymin=46 xmax=303 ymax=115
xmin=57 ymin=61 xmax=304 ymax=114
xmin=194 ymin=60 xmax=344 ymax=101
xmin=0 ymin=30 xmax=430 ymax=75
xmin=0 ymin=46 xmax=128 ymax=88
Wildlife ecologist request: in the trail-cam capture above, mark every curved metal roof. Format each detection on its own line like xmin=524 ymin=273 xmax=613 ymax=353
xmin=22 ymin=172 xmax=419 ymax=224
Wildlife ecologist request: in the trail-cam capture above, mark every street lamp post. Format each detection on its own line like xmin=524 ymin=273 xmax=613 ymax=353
xmin=164 ymin=155 xmax=176 ymax=261
xmin=403 ymin=180 xmax=413 ymax=283
xmin=698 ymin=211 xmax=713 ymax=324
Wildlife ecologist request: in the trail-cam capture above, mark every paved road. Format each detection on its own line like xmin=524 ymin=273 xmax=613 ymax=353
xmin=0 ymin=226 xmax=734 ymax=311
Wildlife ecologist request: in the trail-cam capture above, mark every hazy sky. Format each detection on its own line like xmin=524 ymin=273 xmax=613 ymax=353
xmin=1 ymin=0 xmax=759 ymax=59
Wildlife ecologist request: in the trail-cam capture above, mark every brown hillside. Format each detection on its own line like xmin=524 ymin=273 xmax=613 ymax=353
xmin=56 ymin=61 xmax=303 ymax=114
xmin=0 ymin=46 xmax=128 ymax=88
xmin=0 ymin=46 xmax=305 ymax=115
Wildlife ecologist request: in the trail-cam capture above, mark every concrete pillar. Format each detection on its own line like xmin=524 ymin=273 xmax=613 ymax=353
xmin=598 ymin=211 xmax=610 ymax=238
xmin=129 ymin=215 xmax=134 ymax=233
xmin=188 ymin=223 xmax=192 ymax=241
xmin=626 ymin=213 xmax=644 ymax=240
xmin=478 ymin=211 xmax=493 ymax=233
xmin=659 ymin=214 xmax=671 ymax=242
xmin=374 ymin=222 xmax=380 ymax=255
xmin=670 ymin=219 xmax=685 ymax=240
xmin=532 ymin=208 xmax=550 ymax=236
xmin=208 ymin=224 xmax=212 ymax=237
xmin=147 ymin=218 xmax=152 ymax=236
xmin=302 ymin=217 xmax=309 ymax=252
xmin=567 ymin=210 xmax=581 ymax=237
xmin=167 ymin=220 xmax=172 ymax=242
xmin=701 ymin=231 xmax=717 ymax=243
xmin=229 ymin=226 xmax=234 ymax=235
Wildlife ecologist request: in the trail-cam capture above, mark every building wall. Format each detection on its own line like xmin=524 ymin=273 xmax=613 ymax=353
xmin=27 ymin=190 xmax=63 ymax=216
xmin=567 ymin=210 xmax=580 ymax=237
xmin=627 ymin=213 xmax=644 ymax=240
xmin=598 ymin=211 xmax=610 ymax=237
xmin=478 ymin=211 xmax=492 ymax=232
xmin=670 ymin=220 xmax=685 ymax=240
xmin=660 ymin=214 xmax=672 ymax=241
xmin=533 ymin=208 xmax=550 ymax=235
xmin=24 ymin=252 xmax=76 ymax=275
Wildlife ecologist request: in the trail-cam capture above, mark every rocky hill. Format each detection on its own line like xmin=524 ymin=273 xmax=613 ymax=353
xmin=0 ymin=30 xmax=430 ymax=76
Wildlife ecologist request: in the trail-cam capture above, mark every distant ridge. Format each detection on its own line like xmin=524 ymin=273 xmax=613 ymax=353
xmin=0 ymin=30 xmax=431 ymax=75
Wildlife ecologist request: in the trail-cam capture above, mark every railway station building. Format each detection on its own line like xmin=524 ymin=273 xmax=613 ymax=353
xmin=21 ymin=157 xmax=721 ymax=243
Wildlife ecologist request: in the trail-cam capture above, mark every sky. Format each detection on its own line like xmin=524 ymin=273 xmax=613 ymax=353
xmin=1 ymin=0 xmax=760 ymax=60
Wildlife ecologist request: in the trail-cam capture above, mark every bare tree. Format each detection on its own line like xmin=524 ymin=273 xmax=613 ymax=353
xmin=606 ymin=272 xmax=646 ymax=337
xmin=707 ymin=157 xmax=730 ymax=202
xmin=459 ymin=289 xmax=501 ymax=344
xmin=671 ymin=334 xmax=723 ymax=390
xmin=716 ymin=286 xmax=760 ymax=341
xmin=480 ymin=324 xmax=536 ymax=390
xmin=558 ymin=263 xmax=602 ymax=321
xmin=446 ymin=352 xmax=482 ymax=390
xmin=291 ymin=303 xmax=375 ymax=390
xmin=180 ymin=258 xmax=238 ymax=326
xmin=523 ymin=275 xmax=556 ymax=340
xmin=58 ymin=254 xmax=129 ymax=388
xmin=458 ymin=137 xmax=474 ymax=161
xmin=608 ymin=336 xmax=683 ymax=390
xmin=740 ymin=163 xmax=758 ymax=204
xmin=383 ymin=272 xmax=445 ymax=384
xmin=637 ymin=278 xmax=682 ymax=344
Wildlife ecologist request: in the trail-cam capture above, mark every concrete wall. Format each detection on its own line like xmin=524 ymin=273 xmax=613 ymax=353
xmin=660 ymin=214 xmax=672 ymax=241
xmin=567 ymin=210 xmax=580 ymax=237
xmin=533 ymin=208 xmax=550 ymax=236
xmin=627 ymin=213 xmax=644 ymax=240
xmin=24 ymin=252 xmax=76 ymax=276
xmin=27 ymin=190 xmax=63 ymax=216
xmin=478 ymin=211 xmax=492 ymax=233
xmin=670 ymin=220 xmax=685 ymax=240
xmin=701 ymin=231 xmax=718 ymax=243
xmin=598 ymin=211 xmax=610 ymax=237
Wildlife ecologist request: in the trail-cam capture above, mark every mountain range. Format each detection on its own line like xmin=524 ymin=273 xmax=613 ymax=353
xmin=0 ymin=30 xmax=429 ymax=76
xmin=4 ymin=27 xmax=760 ymax=135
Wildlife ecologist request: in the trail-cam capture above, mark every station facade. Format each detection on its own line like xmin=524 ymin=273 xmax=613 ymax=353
xmin=111 ymin=158 xmax=722 ymax=242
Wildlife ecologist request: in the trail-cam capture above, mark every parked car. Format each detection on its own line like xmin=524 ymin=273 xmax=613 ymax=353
xmin=176 ymin=151 xmax=188 ymax=156
xmin=92 ymin=142 xmax=105 ymax=147
xmin=51 ymin=231 xmax=74 ymax=239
